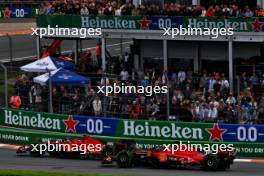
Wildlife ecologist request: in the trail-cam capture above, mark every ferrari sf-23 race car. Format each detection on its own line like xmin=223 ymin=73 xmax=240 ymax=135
xmin=101 ymin=140 xmax=236 ymax=171
xmin=16 ymin=135 xmax=103 ymax=159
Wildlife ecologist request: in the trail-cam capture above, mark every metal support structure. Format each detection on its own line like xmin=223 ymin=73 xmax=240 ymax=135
xmin=228 ymin=38 xmax=234 ymax=93
xmin=101 ymin=38 xmax=106 ymax=72
xmin=163 ymin=40 xmax=170 ymax=119
xmin=36 ymin=36 xmax=41 ymax=59
xmin=101 ymin=37 xmax=107 ymax=117
xmin=193 ymin=42 xmax=199 ymax=73
xmin=74 ymin=40 xmax=78 ymax=65
xmin=7 ymin=35 xmax=13 ymax=70
xmin=48 ymin=70 xmax=53 ymax=113
xmin=0 ymin=63 xmax=8 ymax=107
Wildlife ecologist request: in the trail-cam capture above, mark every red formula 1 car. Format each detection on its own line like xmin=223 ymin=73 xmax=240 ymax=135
xmin=16 ymin=135 xmax=103 ymax=159
xmin=101 ymin=140 xmax=235 ymax=171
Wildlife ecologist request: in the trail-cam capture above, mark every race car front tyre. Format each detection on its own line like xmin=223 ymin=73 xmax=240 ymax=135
xmin=116 ymin=150 xmax=133 ymax=168
xmin=202 ymin=154 xmax=221 ymax=171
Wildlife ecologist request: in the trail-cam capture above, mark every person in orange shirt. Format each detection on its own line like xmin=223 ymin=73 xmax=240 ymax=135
xmin=9 ymin=95 xmax=22 ymax=109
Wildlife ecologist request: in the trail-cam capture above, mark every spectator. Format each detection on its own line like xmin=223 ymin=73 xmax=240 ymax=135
xmin=205 ymin=6 xmax=214 ymax=17
xmin=93 ymin=96 xmax=102 ymax=116
xmin=80 ymin=4 xmax=89 ymax=15
xmin=244 ymin=6 xmax=254 ymax=17
xmin=128 ymin=101 xmax=140 ymax=119
xmin=120 ymin=68 xmax=129 ymax=82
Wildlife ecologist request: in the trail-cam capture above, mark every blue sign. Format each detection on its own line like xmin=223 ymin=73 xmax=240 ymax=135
xmin=220 ymin=124 xmax=264 ymax=143
xmin=73 ymin=115 xmax=119 ymax=136
xmin=148 ymin=16 xmax=183 ymax=30
xmin=9 ymin=8 xmax=33 ymax=18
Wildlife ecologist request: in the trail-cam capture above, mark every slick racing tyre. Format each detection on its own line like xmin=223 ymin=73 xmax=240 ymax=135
xmin=116 ymin=150 xmax=133 ymax=168
xmin=202 ymin=154 xmax=221 ymax=171
xmin=102 ymin=145 xmax=114 ymax=157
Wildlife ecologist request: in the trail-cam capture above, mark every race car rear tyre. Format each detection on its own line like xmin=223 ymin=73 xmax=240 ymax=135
xmin=116 ymin=150 xmax=133 ymax=168
xmin=202 ymin=154 xmax=220 ymax=171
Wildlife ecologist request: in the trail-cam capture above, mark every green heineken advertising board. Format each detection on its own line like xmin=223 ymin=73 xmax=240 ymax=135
xmin=0 ymin=108 xmax=67 ymax=132
xmin=1 ymin=108 xmax=264 ymax=143
xmin=36 ymin=15 xmax=264 ymax=32
xmin=0 ymin=127 xmax=263 ymax=157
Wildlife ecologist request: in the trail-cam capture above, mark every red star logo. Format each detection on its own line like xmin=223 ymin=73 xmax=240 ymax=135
xmin=2 ymin=8 xmax=11 ymax=18
xmin=64 ymin=115 xmax=79 ymax=133
xmin=207 ymin=123 xmax=226 ymax=142
xmin=140 ymin=18 xmax=151 ymax=30
xmin=252 ymin=19 xmax=263 ymax=32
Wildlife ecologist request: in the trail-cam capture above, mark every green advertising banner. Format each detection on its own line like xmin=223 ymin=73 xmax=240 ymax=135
xmin=1 ymin=108 xmax=264 ymax=143
xmin=116 ymin=119 xmax=212 ymax=141
xmin=0 ymin=127 xmax=263 ymax=157
xmin=0 ymin=108 xmax=68 ymax=132
xmin=184 ymin=17 xmax=256 ymax=32
xmin=36 ymin=15 xmax=264 ymax=32
xmin=37 ymin=15 xmax=142 ymax=29
xmin=0 ymin=127 xmax=80 ymax=144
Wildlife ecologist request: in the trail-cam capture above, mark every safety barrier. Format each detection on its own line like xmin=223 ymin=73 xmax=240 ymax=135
xmin=0 ymin=108 xmax=263 ymax=157
xmin=0 ymin=127 xmax=263 ymax=157
xmin=37 ymin=15 xmax=264 ymax=32
xmin=1 ymin=108 xmax=264 ymax=143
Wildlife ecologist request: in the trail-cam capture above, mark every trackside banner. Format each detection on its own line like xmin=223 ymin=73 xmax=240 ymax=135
xmin=0 ymin=127 xmax=263 ymax=157
xmin=0 ymin=108 xmax=67 ymax=131
xmin=0 ymin=7 xmax=37 ymax=18
xmin=36 ymin=15 xmax=264 ymax=32
xmin=1 ymin=108 xmax=264 ymax=143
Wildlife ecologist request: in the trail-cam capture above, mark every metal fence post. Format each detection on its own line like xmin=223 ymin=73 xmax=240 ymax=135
xmin=101 ymin=37 xmax=107 ymax=117
xmin=6 ymin=34 xmax=13 ymax=70
xmin=163 ymin=39 xmax=170 ymax=119
xmin=0 ymin=63 xmax=8 ymax=108
xmin=48 ymin=70 xmax=53 ymax=113
xmin=36 ymin=36 xmax=41 ymax=59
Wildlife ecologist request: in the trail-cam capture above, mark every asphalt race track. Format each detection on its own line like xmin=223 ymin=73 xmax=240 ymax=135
xmin=0 ymin=35 xmax=131 ymax=62
xmin=0 ymin=148 xmax=263 ymax=176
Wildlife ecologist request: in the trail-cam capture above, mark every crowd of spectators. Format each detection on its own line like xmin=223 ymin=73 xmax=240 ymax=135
xmin=12 ymin=52 xmax=264 ymax=124
xmin=38 ymin=0 xmax=262 ymax=17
